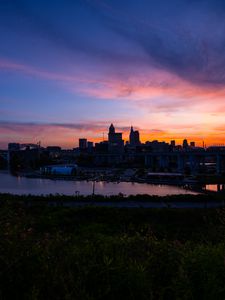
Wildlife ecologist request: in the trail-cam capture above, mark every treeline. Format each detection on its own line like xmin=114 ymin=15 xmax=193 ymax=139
xmin=0 ymin=197 xmax=225 ymax=299
xmin=0 ymin=192 xmax=225 ymax=204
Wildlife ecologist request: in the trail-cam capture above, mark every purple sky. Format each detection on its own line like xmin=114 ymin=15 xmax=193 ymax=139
xmin=1 ymin=0 xmax=225 ymax=148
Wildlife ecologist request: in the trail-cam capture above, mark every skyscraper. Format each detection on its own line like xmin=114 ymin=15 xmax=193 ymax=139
xmin=129 ymin=126 xmax=140 ymax=146
xmin=183 ymin=139 xmax=189 ymax=149
xmin=108 ymin=124 xmax=124 ymax=153
xmin=79 ymin=138 xmax=87 ymax=149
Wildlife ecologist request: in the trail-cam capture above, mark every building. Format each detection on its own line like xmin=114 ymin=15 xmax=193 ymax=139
xmin=95 ymin=141 xmax=109 ymax=153
xmin=129 ymin=126 xmax=140 ymax=146
xmin=40 ymin=164 xmax=78 ymax=176
xmin=87 ymin=141 xmax=94 ymax=153
xmin=79 ymin=138 xmax=87 ymax=150
xmin=170 ymin=140 xmax=176 ymax=147
xmin=46 ymin=146 xmax=62 ymax=159
xmin=8 ymin=143 xmax=20 ymax=151
xmin=87 ymin=141 xmax=93 ymax=148
xmin=145 ymin=140 xmax=170 ymax=153
xmin=108 ymin=124 xmax=124 ymax=153
xmin=46 ymin=146 xmax=61 ymax=152
xmin=0 ymin=150 xmax=8 ymax=169
xmin=9 ymin=147 xmax=41 ymax=171
xmin=183 ymin=139 xmax=189 ymax=149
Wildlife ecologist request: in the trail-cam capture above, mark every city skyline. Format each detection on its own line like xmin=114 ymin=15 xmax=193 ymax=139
xmin=5 ymin=123 xmax=211 ymax=150
xmin=1 ymin=1 xmax=225 ymax=148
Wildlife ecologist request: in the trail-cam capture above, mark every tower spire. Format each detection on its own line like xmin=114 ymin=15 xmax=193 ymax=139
xmin=109 ymin=123 xmax=115 ymax=134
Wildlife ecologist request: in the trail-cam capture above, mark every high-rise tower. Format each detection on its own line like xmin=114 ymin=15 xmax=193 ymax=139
xmin=129 ymin=126 xmax=140 ymax=146
xmin=108 ymin=124 xmax=124 ymax=153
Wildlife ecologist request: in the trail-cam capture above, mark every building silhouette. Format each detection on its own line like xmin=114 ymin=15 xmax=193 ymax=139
xmin=183 ymin=139 xmax=189 ymax=149
xmin=129 ymin=126 xmax=140 ymax=146
xmin=108 ymin=124 xmax=124 ymax=153
xmin=170 ymin=140 xmax=176 ymax=147
xmin=79 ymin=138 xmax=87 ymax=150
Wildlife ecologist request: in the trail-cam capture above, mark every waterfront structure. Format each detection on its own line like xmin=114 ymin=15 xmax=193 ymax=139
xmin=40 ymin=164 xmax=78 ymax=175
xmin=9 ymin=147 xmax=41 ymax=171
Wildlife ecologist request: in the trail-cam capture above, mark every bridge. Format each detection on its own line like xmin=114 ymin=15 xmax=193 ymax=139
xmin=144 ymin=150 xmax=225 ymax=174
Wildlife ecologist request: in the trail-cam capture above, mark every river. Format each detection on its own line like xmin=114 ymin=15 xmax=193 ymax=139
xmin=0 ymin=171 xmax=198 ymax=196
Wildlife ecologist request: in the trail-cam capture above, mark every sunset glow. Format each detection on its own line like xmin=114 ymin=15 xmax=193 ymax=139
xmin=1 ymin=0 xmax=225 ymax=148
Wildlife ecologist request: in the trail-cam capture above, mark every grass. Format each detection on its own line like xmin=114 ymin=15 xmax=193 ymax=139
xmin=0 ymin=194 xmax=225 ymax=299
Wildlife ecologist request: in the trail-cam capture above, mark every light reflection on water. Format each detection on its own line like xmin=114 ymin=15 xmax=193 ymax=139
xmin=205 ymin=184 xmax=225 ymax=192
xmin=0 ymin=172 xmax=199 ymax=196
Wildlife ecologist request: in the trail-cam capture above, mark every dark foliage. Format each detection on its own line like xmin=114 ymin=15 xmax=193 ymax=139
xmin=0 ymin=195 xmax=225 ymax=299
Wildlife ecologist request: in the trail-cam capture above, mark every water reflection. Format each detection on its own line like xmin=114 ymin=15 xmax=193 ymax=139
xmin=205 ymin=184 xmax=225 ymax=192
xmin=0 ymin=172 xmax=198 ymax=196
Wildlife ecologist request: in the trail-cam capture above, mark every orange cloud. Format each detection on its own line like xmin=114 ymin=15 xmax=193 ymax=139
xmin=1 ymin=57 xmax=225 ymax=147
xmin=1 ymin=56 xmax=225 ymax=111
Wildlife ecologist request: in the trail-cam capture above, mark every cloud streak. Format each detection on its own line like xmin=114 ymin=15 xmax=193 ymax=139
xmin=88 ymin=0 xmax=225 ymax=87
xmin=1 ymin=1 xmax=225 ymax=147
xmin=2 ymin=56 xmax=225 ymax=100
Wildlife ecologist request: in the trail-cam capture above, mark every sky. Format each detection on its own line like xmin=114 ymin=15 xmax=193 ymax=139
xmin=1 ymin=0 xmax=225 ymax=148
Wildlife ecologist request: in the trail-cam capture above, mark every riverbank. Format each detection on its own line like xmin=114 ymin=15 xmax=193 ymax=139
xmin=1 ymin=199 xmax=225 ymax=299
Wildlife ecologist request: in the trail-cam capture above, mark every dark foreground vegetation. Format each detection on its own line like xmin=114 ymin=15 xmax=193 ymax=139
xmin=1 ymin=194 xmax=225 ymax=300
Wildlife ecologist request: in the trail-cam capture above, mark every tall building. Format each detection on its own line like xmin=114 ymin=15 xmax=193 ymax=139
xmin=183 ymin=139 xmax=189 ymax=149
xmin=79 ymin=138 xmax=87 ymax=149
xmin=108 ymin=123 xmax=115 ymax=136
xmin=170 ymin=140 xmax=176 ymax=147
xmin=87 ymin=141 xmax=93 ymax=149
xmin=108 ymin=124 xmax=124 ymax=153
xmin=129 ymin=126 xmax=140 ymax=146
